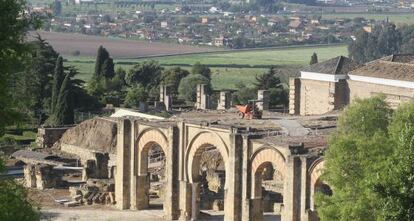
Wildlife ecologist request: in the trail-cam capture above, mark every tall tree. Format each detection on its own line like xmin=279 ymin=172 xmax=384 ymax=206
xmin=102 ymin=57 xmax=115 ymax=79
xmin=254 ymin=67 xmax=288 ymax=107
xmin=0 ymin=0 xmax=40 ymax=135
xmin=160 ymin=67 xmax=190 ymax=95
xmin=53 ymin=73 xmax=74 ymax=125
xmin=254 ymin=67 xmax=282 ymax=90
xmin=310 ymin=52 xmax=318 ymax=65
xmin=374 ymin=102 xmax=414 ymax=221
xmin=316 ymin=96 xmax=393 ymax=221
xmin=51 ymin=56 xmax=65 ymax=113
xmin=349 ymin=24 xmax=402 ymax=63
xmin=94 ymin=46 xmax=109 ymax=78
xmin=125 ymin=60 xmax=163 ymax=88
xmin=0 ymin=0 xmax=41 ymax=219
xmin=178 ymin=74 xmax=211 ymax=102
xmin=12 ymin=36 xmax=59 ymax=122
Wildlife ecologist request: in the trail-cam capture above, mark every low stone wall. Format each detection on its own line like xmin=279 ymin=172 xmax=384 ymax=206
xmin=36 ymin=127 xmax=72 ymax=148
xmin=24 ymin=164 xmax=64 ymax=189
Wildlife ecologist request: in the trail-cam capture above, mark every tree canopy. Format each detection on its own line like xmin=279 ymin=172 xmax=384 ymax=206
xmin=317 ymin=96 xmax=414 ymax=221
xmin=348 ymin=23 xmax=412 ymax=63
xmin=0 ymin=0 xmax=40 ymax=135
xmin=310 ymin=52 xmax=318 ymax=65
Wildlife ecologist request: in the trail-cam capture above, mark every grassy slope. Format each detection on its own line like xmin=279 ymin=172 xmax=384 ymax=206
xmin=66 ymin=44 xmax=348 ymax=89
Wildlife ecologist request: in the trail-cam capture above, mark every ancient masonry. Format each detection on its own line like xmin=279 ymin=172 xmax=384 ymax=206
xmin=115 ymin=118 xmax=325 ymax=221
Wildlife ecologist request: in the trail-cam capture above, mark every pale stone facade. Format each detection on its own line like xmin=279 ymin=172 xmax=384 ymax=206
xmin=290 ymin=55 xmax=414 ymax=115
xmin=114 ymin=118 xmax=325 ymax=221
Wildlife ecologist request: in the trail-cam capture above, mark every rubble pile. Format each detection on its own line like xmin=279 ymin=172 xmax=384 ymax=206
xmin=68 ymin=179 xmax=115 ymax=206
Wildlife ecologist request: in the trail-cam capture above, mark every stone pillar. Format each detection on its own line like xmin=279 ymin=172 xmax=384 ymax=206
xmin=24 ymin=164 xmax=36 ymax=188
xmin=251 ymin=198 xmax=264 ymax=221
xmin=130 ymin=121 xmax=138 ymax=210
xmin=160 ymin=85 xmax=173 ymax=111
xmin=241 ymin=135 xmax=251 ymax=221
xmin=257 ymin=90 xmax=270 ymax=111
xmin=115 ymin=119 xmax=131 ymax=210
xmin=191 ymin=182 xmax=201 ymax=220
xmin=217 ymin=91 xmax=231 ymax=110
xmin=164 ymin=126 xmax=180 ymax=220
xmin=289 ymin=78 xmax=301 ymax=115
xmin=283 ymin=145 xmax=308 ymax=221
xmin=300 ymin=156 xmax=310 ymax=221
xmin=136 ymin=175 xmax=149 ymax=209
xmin=196 ymin=84 xmax=209 ymax=110
xmin=179 ymin=181 xmax=192 ymax=221
xmin=224 ymin=130 xmax=243 ymax=221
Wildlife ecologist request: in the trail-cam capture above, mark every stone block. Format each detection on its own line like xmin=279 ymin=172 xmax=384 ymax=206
xmin=64 ymin=201 xmax=80 ymax=207
xmin=73 ymin=194 xmax=83 ymax=202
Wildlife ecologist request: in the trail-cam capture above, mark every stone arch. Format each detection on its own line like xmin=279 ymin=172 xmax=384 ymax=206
xmin=309 ymin=158 xmax=326 ymax=211
xmin=250 ymin=146 xmax=287 ymax=198
xmin=136 ymin=128 xmax=168 ymax=176
xmin=185 ymin=131 xmax=229 ymax=184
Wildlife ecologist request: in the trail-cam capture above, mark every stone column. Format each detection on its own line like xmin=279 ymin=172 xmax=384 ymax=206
xmin=191 ymin=182 xmax=201 ymax=220
xmin=251 ymin=198 xmax=264 ymax=221
xmin=130 ymin=121 xmax=138 ymax=210
xmin=241 ymin=135 xmax=251 ymax=221
xmin=115 ymin=119 xmax=131 ymax=210
xmin=224 ymin=130 xmax=243 ymax=221
xmin=196 ymin=84 xmax=209 ymax=110
xmin=24 ymin=164 xmax=36 ymax=188
xmin=300 ymin=156 xmax=310 ymax=221
xmin=160 ymin=85 xmax=173 ymax=111
xmin=136 ymin=175 xmax=149 ymax=209
xmin=164 ymin=126 xmax=180 ymax=220
xmin=283 ymin=145 xmax=308 ymax=221
xmin=217 ymin=91 xmax=231 ymax=110
xmin=257 ymin=90 xmax=270 ymax=111
xmin=289 ymin=78 xmax=301 ymax=115
xmin=179 ymin=181 xmax=192 ymax=221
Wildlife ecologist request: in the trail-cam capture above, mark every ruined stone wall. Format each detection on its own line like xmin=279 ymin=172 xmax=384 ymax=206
xmin=348 ymin=80 xmax=414 ymax=109
xmin=36 ymin=127 xmax=72 ymax=148
xmin=58 ymin=118 xmax=117 ymax=154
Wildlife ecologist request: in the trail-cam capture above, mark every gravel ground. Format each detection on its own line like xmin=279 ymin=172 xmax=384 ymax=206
xmin=41 ymin=208 xmax=164 ymax=221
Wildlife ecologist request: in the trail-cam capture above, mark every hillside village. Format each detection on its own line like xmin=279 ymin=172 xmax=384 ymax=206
xmin=30 ymin=0 xmax=414 ymax=48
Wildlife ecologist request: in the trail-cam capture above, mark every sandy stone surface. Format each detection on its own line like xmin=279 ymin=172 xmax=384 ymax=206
xmin=40 ymin=208 xmax=164 ymax=221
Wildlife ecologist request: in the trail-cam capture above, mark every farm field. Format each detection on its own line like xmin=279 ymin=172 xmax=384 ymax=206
xmin=66 ymin=44 xmax=348 ymax=90
xmin=319 ymin=13 xmax=414 ymax=25
xmin=32 ymin=31 xmax=215 ymax=58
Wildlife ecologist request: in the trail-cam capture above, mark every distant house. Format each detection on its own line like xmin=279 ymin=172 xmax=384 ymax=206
xmin=363 ymin=26 xmax=372 ymax=33
xmin=288 ymin=19 xmax=303 ymax=33
xmin=201 ymin=17 xmax=208 ymax=24
xmin=161 ymin=21 xmax=168 ymax=28
xmin=213 ymin=36 xmax=230 ymax=47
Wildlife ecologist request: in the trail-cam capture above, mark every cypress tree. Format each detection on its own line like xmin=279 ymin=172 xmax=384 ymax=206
xmin=51 ymin=56 xmax=64 ymax=113
xmin=310 ymin=52 xmax=318 ymax=65
xmin=102 ymin=57 xmax=115 ymax=79
xmin=54 ymin=73 xmax=74 ymax=125
xmin=94 ymin=46 xmax=109 ymax=77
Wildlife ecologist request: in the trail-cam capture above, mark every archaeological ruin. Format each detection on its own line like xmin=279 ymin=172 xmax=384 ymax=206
xmin=13 ymin=54 xmax=414 ymax=221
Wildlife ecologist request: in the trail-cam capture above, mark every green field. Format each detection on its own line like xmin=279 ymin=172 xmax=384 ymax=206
xmin=320 ymin=13 xmax=414 ymax=25
xmin=66 ymin=44 xmax=348 ymax=90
